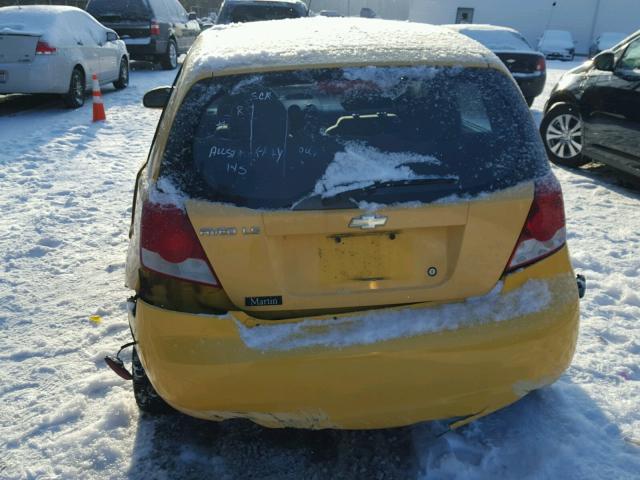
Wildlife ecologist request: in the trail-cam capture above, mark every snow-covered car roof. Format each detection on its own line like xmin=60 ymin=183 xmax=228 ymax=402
xmin=183 ymin=17 xmax=501 ymax=83
xmin=222 ymin=0 xmax=306 ymax=3
xmin=542 ymin=30 xmax=573 ymax=40
xmin=0 ymin=4 xmax=77 ymax=34
xmin=444 ymin=23 xmax=520 ymax=35
xmin=0 ymin=5 xmax=107 ymax=44
xmin=442 ymin=23 xmax=534 ymax=52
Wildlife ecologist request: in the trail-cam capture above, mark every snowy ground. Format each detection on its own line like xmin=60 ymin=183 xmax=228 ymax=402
xmin=0 ymin=59 xmax=639 ymax=480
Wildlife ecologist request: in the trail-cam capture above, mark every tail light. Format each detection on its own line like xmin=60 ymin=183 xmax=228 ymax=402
xmin=150 ymin=20 xmax=161 ymax=36
xmin=140 ymin=202 xmax=220 ymax=286
xmin=505 ymin=174 xmax=566 ymax=273
xmin=35 ymin=40 xmax=57 ymax=55
xmin=536 ymin=56 xmax=546 ymax=72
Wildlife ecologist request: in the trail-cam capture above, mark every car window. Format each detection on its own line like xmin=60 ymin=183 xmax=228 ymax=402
xmin=148 ymin=0 xmax=169 ymax=21
xmin=218 ymin=3 xmax=305 ymax=24
xmin=618 ymin=38 xmax=640 ymax=70
xmin=160 ymin=66 xmax=548 ymax=210
xmin=86 ymin=0 xmax=152 ymax=21
xmin=165 ymin=0 xmax=186 ymax=20
xmin=65 ymin=11 xmax=102 ymax=46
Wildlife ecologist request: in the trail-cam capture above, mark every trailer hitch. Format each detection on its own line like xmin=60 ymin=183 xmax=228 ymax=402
xmin=104 ymin=341 xmax=136 ymax=380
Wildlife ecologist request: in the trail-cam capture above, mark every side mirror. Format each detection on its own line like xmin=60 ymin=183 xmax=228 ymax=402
xmin=593 ymin=51 xmax=615 ymax=71
xmin=143 ymin=86 xmax=172 ymax=108
xmin=188 ymin=12 xmax=197 ymax=21
xmin=106 ymin=31 xmax=118 ymax=42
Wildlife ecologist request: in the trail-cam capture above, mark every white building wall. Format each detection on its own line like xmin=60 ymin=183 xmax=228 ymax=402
xmin=409 ymin=0 xmax=640 ymax=54
xmin=308 ymin=0 xmax=410 ymax=19
xmin=309 ymin=0 xmax=640 ymax=55
xmin=592 ymin=0 xmax=640 ymax=39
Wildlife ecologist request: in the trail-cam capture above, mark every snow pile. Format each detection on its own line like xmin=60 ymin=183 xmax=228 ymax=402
xmin=342 ymin=65 xmax=439 ymax=91
xmin=147 ymin=176 xmax=189 ymax=210
xmin=186 ymin=17 xmax=496 ymax=77
xmin=0 ymin=58 xmax=639 ymax=480
xmin=312 ymin=143 xmax=444 ymax=198
xmin=236 ymin=279 xmax=553 ymax=352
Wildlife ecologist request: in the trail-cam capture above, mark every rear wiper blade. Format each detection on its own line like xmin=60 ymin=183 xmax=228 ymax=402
xmin=323 ymin=177 xmax=459 ymax=201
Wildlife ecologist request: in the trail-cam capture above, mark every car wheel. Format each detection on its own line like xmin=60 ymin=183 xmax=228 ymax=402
xmin=63 ymin=67 xmax=85 ymax=109
xmin=161 ymin=39 xmax=178 ymax=70
xmin=525 ymin=96 xmax=534 ymax=107
xmin=113 ymin=58 xmax=129 ymax=90
xmin=540 ymin=103 xmax=589 ymax=167
xmin=132 ymin=347 xmax=174 ymax=414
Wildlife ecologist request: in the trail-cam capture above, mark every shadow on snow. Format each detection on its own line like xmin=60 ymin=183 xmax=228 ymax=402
xmin=124 ymin=378 xmax=639 ymax=480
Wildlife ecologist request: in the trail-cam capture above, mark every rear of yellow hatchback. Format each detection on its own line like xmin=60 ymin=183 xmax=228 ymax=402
xmin=121 ymin=35 xmax=581 ymax=429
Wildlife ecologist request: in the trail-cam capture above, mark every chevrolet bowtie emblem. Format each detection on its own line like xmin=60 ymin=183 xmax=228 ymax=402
xmin=349 ymin=214 xmax=388 ymax=230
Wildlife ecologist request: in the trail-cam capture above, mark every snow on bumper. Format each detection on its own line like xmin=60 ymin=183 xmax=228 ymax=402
xmin=130 ymin=247 xmax=580 ymax=430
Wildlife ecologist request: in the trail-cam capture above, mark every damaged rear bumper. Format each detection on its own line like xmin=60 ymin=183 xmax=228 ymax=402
xmin=129 ymin=247 xmax=580 ymax=430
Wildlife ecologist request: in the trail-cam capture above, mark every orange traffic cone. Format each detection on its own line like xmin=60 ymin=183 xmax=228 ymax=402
xmin=92 ymin=73 xmax=106 ymax=122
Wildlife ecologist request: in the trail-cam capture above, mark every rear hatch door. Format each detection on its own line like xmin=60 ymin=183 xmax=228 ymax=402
xmin=86 ymin=0 xmax=152 ymax=39
xmin=186 ymin=186 xmax=532 ymax=312
xmin=158 ymin=65 xmax=548 ymax=314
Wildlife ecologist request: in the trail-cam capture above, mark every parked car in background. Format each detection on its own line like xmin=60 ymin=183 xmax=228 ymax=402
xmin=360 ymin=7 xmax=376 ymax=18
xmin=216 ymin=0 xmax=308 ymax=24
xmin=538 ymin=30 xmax=575 ymax=61
xmin=86 ymin=0 xmax=200 ymax=70
xmin=445 ymin=24 xmax=546 ymax=106
xmin=540 ymin=30 xmax=640 ymax=178
xmin=589 ymin=32 xmax=628 ymax=58
xmin=117 ymin=18 xmax=581 ymax=430
xmin=0 ymin=6 xmax=129 ymax=108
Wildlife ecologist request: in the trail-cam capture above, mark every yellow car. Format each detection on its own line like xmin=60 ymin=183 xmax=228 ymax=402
xmin=112 ymin=18 xmax=585 ymax=430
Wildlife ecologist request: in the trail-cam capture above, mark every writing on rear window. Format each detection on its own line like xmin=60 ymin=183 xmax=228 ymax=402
xmin=160 ymin=66 xmax=548 ymax=210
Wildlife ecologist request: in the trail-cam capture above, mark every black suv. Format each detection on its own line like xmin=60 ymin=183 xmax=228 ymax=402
xmin=216 ymin=0 xmax=308 ymax=24
xmin=540 ymin=30 xmax=640 ymax=178
xmin=86 ymin=0 xmax=200 ymax=70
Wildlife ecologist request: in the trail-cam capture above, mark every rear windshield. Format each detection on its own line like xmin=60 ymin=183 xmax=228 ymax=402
xmin=218 ymin=3 xmax=306 ymax=24
xmin=461 ymin=29 xmax=532 ymax=51
xmin=160 ymin=66 xmax=549 ymax=210
xmin=0 ymin=10 xmax=57 ymax=31
xmin=86 ymin=0 xmax=151 ymax=21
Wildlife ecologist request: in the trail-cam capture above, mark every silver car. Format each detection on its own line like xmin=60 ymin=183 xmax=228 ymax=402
xmin=0 ymin=6 xmax=129 ymax=108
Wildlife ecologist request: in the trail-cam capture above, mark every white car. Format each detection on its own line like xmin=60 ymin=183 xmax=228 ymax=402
xmin=0 ymin=6 xmax=129 ymax=108
xmin=538 ymin=29 xmax=575 ymax=61
xmin=589 ymin=32 xmax=628 ymax=57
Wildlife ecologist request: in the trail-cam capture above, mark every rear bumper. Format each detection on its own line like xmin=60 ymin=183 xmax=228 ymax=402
xmin=0 ymin=57 xmax=70 ymax=94
xmin=513 ymin=72 xmax=546 ymax=99
xmin=125 ymin=39 xmax=167 ymax=60
xmin=131 ymin=247 xmax=580 ymax=429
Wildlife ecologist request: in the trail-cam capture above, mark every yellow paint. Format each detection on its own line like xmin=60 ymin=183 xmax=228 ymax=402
xmin=131 ymin=247 xmax=579 ymax=430
xmin=185 ymin=182 xmax=533 ymax=314
xmin=131 ymin=50 xmax=574 ymax=429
